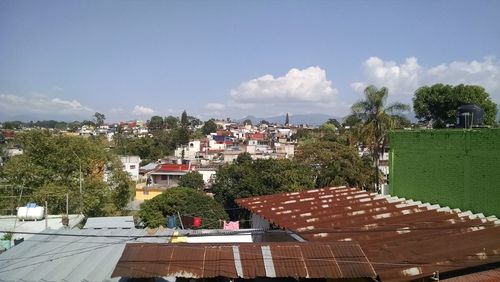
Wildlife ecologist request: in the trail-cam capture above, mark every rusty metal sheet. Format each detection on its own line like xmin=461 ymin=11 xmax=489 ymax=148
xmin=236 ymin=186 xmax=500 ymax=282
xmin=111 ymin=242 xmax=377 ymax=279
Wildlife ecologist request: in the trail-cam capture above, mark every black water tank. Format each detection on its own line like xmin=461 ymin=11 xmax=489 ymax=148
xmin=456 ymin=104 xmax=485 ymax=128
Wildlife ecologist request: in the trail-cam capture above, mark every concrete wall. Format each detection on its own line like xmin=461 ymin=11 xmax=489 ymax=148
xmin=389 ymin=129 xmax=500 ymax=216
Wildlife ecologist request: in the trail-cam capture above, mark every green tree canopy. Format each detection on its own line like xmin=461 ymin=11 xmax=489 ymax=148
xmin=212 ymin=158 xmax=314 ymax=208
xmin=413 ymin=83 xmax=498 ymax=128
xmin=93 ymin=112 xmax=106 ymax=127
xmin=1 ymin=130 xmax=133 ymax=216
xmin=178 ymin=171 xmax=205 ymax=190
xmin=148 ymin=116 xmax=165 ymax=131
xmin=295 ymin=140 xmax=376 ymax=190
xmin=180 ymin=110 xmax=189 ymax=128
xmin=138 ymin=187 xmax=228 ymax=228
xmin=113 ymin=131 xmax=173 ymax=164
xmin=164 ymin=116 xmax=179 ymax=129
xmin=201 ymin=119 xmax=218 ymax=135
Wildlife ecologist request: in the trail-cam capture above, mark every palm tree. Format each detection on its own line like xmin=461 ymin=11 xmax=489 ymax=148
xmin=347 ymin=85 xmax=410 ymax=190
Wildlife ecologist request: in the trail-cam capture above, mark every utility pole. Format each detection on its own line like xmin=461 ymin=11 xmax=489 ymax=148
xmin=66 ymin=193 xmax=69 ymax=216
xmin=45 ymin=201 xmax=48 ymax=229
xmin=71 ymin=151 xmax=83 ymax=214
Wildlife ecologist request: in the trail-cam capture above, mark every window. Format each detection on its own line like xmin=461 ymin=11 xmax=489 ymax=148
xmin=161 ymin=175 xmax=168 ymax=180
xmin=143 ymin=190 xmax=149 ymax=195
xmin=130 ymin=165 xmax=136 ymax=169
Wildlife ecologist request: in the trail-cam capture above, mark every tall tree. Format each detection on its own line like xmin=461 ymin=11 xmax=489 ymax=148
xmin=180 ymin=110 xmax=189 ymax=128
xmin=413 ymin=84 xmax=498 ymax=128
xmin=201 ymin=119 xmax=218 ymax=135
xmin=148 ymin=116 xmax=165 ymax=131
xmin=93 ymin=112 xmax=106 ymax=127
xmin=164 ymin=116 xmax=179 ymax=129
xmin=285 ymin=113 xmax=289 ymax=125
xmin=347 ymin=85 xmax=410 ymax=190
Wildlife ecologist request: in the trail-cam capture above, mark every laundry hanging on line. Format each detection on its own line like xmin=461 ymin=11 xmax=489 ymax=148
xmin=180 ymin=215 xmax=202 ymax=228
xmin=223 ymin=220 xmax=240 ymax=230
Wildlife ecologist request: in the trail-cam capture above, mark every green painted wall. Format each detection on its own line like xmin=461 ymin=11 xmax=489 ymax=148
xmin=389 ymin=129 xmax=500 ymax=217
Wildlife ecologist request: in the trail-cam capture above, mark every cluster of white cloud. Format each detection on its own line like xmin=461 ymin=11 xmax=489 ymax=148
xmin=230 ymin=67 xmax=338 ymax=104
xmin=351 ymin=56 xmax=500 ymax=100
xmin=132 ymin=105 xmax=155 ymax=116
xmin=204 ymin=103 xmax=226 ymax=111
xmin=0 ymin=93 xmax=93 ymax=117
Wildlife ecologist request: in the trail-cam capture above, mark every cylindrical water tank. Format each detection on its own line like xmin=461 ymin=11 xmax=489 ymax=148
xmin=457 ymin=104 xmax=485 ymax=128
xmin=17 ymin=206 xmax=45 ymax=220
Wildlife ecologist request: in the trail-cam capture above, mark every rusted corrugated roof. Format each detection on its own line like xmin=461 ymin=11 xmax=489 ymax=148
xmin=443 ymin=268 xmax=500 ymax=281
xmin=111 ymin=242 xmax=377 ymax=279
xmin=236 ymin=186 xmax=500 ymax=282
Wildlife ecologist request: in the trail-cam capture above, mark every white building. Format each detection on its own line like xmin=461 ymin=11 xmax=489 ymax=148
xmin=174 ymin=140 xmax=201 ymax=160
xmin=120 ymin=155 xmax=141 ymax=181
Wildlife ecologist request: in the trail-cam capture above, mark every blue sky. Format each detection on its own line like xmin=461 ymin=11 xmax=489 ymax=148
xmin=1 ymin=0 xmax=499 ymax=122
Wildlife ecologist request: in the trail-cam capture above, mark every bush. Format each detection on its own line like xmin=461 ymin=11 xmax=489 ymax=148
xmin=138 ymin=187 xmax=228 ymax=228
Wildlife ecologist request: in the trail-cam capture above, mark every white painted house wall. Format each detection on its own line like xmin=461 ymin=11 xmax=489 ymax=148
xmin=120 ymin=155 xmax=141 ymax=181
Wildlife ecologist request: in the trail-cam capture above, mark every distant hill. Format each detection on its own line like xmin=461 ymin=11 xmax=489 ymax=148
xmin=237 ymin=114 xmax=342 ymax=126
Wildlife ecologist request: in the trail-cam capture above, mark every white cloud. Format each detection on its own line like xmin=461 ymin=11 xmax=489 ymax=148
xmin=109 ymin=107 xmax=124 ymax=114
xmin=230 ymin=67 xmax=338 ymax=104
xmin=351 ymin=56 xmax=500 ymax=100
xmin=132 ymin=105 xmax=155 ymax=116
xmin=352 ymin=56 xmax=421 ymax=96
xmin=204 ymin=103 xmax=226 ymax=111
xmin=0 ymin=93 xmax=93 ymax=117
xmin=426 ymin=57 xmax=500 ymax=92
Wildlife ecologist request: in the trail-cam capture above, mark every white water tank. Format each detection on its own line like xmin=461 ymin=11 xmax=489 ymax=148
xmin=17 ymin=205 xmax=45 ymax=220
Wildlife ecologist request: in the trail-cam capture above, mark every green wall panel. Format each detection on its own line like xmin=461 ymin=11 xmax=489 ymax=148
xmin=389 ymin=129 xmax=500 ymax=217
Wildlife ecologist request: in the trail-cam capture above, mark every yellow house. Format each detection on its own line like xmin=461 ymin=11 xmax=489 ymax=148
xmin=135 ymin=183 xmax=166 ymax=201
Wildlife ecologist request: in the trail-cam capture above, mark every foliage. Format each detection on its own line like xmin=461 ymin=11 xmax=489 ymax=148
xmin=236 ymin=152 xmax=253 ymax=164
xmin=295 ymin=140 xmax=376 ymax=190
xmin=164 ymin=115 xmax=179 ymax=129
xmin=345 ymin=85 xmax=410 ymax=189
xmin=2 ymin=232 xmax=12 ymax=241
xmin=326 ymin=118 xmax=342 ymax=129
xmin=1 ymin=130 xmax=133 ymax=216
xmin=319 ymin=122 xmax=336 ymax=132
xmin=93 ymin=112 xmax=106 ymax=127
xmin=187 ymin=116 xmax=202 ymax=128
xmin=201 ymin=119 xmax=218 ymax=135
xmin=243 ymin=119 xmax=252 ymax=126
xmin=178 ymin=171 xmax=205 ymax=190
xmin=413 ymin=84 xmax=498 ymax=128
xmin=212 ymin=158 xmax=314 ymax=208
xmin=113 ymin=131 xmax=173 ymax=164
xmin=180 ymin=110 xmax=189 ymax=128
xmin=148 ymin=116 xmax=165 ymax=131
xmin=138 ymin=187 xmax=228 ymax=228
xmin=1 ymin=120 xmax=82 ymax=131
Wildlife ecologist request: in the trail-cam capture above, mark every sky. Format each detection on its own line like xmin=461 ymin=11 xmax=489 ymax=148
xmin=1 ymin=0 xmax=499 ymax=122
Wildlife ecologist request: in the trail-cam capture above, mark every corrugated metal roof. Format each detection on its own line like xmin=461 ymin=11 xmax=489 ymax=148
xmin=0 ymin=228 xmax=173 ymax=282
xmin=111 ymin=242 xmax=377 ymax=279
xmin=84 ymin=216 xmax=135 ymax=229
xmin=443 ymin=268 xmax=500 ymax=281
xmin=236 ymin=186 xmax=500 ymax=282
xmin=0 ymin=214 xmax=84 ymax=241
